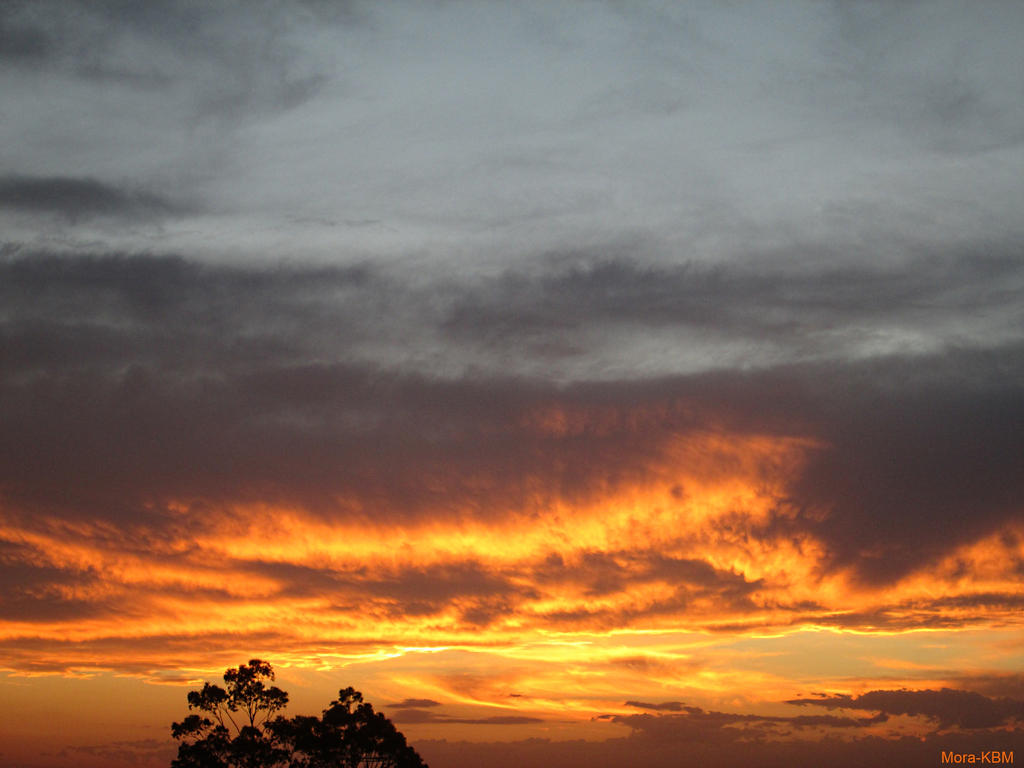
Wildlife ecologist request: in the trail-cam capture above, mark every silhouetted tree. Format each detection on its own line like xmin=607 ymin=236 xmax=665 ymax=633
xmin=172 ymin=660 xmax=427 ymax=768
xmin=269 ymin=688 xmax=426 ymax=768
xmin=171 ymin=659 xmax=290 ymax=768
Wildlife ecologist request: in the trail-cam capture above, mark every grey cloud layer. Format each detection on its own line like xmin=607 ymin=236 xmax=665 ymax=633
xmin=1 ymin=252 xmax=1022 ymax=589
xmin=4 ymin=246 xmax=1022 ymax=378
xmin=2 ymin=1 xmax=1022 ymax=263
xmin=0 ymin=175 xmax=186 ymax=221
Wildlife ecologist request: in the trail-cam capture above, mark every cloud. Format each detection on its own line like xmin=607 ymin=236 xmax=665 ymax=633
xmin=533 ymin=550 xmax=761 ymax=602
xmin=389 ymin=708 xmax=544 ymax=726
xmin=1 ymin=0 xmax=328 ymax=105
xmin=948 ymin=674 xmax=1024 ymax=700
xmin=416 ymin=729 xmax=1024 ymax=768
xmin=0 ymin=176 xmax=186 ymax=221
xmin=442 ymin=250 xmax=1024 ymax=355
xmin=625 ymin=701 xmax=697 ymax=713
xmin=783 ymin=365 xmax=1024 ymax=583
xmin=786 ymin=688 xmax=1024 ymax=730
xmin=4 ymin=0 xmax=1024 ymax=267
xmin=829 ymin=0 xmax=1024 ymax=154
xmin=609 ymin=706 xmax=886 ymax=741
xmin=0 ymin=14 xmax=48 ymax=61
xmin=386 ymin=698 xmax=442 ymax=709
xmin=607 ymin=655 xmax=701 ymax=678
xmin=7 ymin=241 xmax=1021 ymax=382
xmin=3 ymin=251 xmax=1020 ymax=527
xmin=3 ymin=3 xmax=1024 ymax=764
xmin=0 ymin=251 xmax=1022 ymax=661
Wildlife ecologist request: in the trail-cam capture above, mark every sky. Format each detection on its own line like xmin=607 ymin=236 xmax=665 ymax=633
xmin=1 ymin=1 xmax=1023 ymax=766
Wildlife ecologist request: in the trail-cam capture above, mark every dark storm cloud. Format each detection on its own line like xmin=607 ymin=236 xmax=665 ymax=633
xmin=1 ymin=252 xmax=1022 ymax=588
xmin=0 ymin=255 xmax=659 ymax=526
xmin=6 ymin=234 xmax=1024 ymax=378
xmin=786 ymin=688 xmax=1024 ymax=730
xmin=0 ymin=14 xmax=48 ymax=61
xmin=778 ymin=359 xmax=1024 ymax=583
xmin=5 ymin=245 xmax=1021 ymax=372
xmin=0 ymin=252 xmax=373 ymax=373
xmin=0 ymin=176 xmax=185 ymax=221
xmin=442 ymin=248 xmax=1024 ymax=356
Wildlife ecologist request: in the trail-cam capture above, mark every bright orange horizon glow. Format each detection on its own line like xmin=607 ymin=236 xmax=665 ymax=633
xmin=2 ymin=426 xmax=1022 ymax=767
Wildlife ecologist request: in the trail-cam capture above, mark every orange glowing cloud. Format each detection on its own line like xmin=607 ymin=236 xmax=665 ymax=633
xmin=2 ymin=419 xmax=1021 ymax=684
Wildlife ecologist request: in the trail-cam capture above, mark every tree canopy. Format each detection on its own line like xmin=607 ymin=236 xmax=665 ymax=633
xmin=171 ymin=659 xmax=428 ymax=768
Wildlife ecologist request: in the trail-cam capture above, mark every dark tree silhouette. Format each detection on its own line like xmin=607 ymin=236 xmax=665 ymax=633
xmin=172 ymin=659 xmax=427 ymax=768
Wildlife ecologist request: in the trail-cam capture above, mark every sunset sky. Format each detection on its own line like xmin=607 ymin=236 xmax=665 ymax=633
xmin=2 ymin=1 xmax=1023 ymax=766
